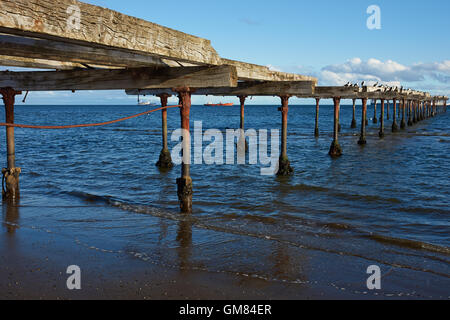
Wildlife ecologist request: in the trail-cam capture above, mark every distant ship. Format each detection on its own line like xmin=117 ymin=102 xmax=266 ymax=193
xmin=137 ymin=95 xmax=157 ymax=106
xmin=138 ymin=101 xmax=157 ymax=106
xmin=204 ymin=102 xmax=234 ymax=107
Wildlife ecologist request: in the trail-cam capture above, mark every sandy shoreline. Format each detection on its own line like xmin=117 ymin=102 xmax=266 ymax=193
xmin=0 ymin=226 xmax=336 ymax=300
xmin=2 ymin=220 xmax=448 ymax=300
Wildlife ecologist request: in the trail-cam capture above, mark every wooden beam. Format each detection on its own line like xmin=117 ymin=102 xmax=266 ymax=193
xmin=126 ymin=81 xmax=315 ymax=97
xmin=0 ymin=0 xmax=221 ymax=66
xmin=0 ymin=33 xmax=173 ymax=68
xmin=222 ymin=59 xmax=317 ymax=82
xmin=315 ymin=86 xmax=361 ymax=96
xmin=0 ymin=66 xmax=238 ymax=91
xmin=297 ymin=86 xmax=361 ymax=99
xmin=295 ymin=86 xmax=434 ymax=100
xmin=0 ymin=55 xmax=84 ymax=70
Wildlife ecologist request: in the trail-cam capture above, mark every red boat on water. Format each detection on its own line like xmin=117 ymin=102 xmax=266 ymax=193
xmin=204 ymin=102 xmax=234 ymax=107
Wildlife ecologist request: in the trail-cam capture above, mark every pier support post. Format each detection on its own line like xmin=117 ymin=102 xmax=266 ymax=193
xmin=373 ymin=99 xmax=378 ymax=124
xmin=175 ymin=88 xmax=193 ymax=213
xmin=329 ymin=97 xmax=342 ymax=158
xmin=419 ymin=101 xmax=422 ymax=121
xmin=365 ymin=103 xmax=369 ymax=125
xmin=400 ymin=99 xmax=406 ymax=129
xmin=392 ymin=98 xmax=399 ymax=132
xmin=420 ymin=101 xmax=424 ymax=120
xmin=418 ymin=101 xmax=423 ymax=121
xmin=408 ymin=100 xmax=413 ymax=126
xmin=239 ymin=95 xmax=247 ymax=131
xmin=0 ymin=88 xmax=21 ymax=203
xmin=358 ymin=98 xmax=368 ymax=145
xmin=423 ymin=101 xmax=426 ymax=119
xmin=156 ymin=93 xmax=174 ymax=169
xmin=386 ymin=100 xmax=390 ymax=120
xmin=351 ymin=98 xmax=357 ymax=128
xmin=413 ymin=101 xmax=418 ymax=123
xmin=238 ymin=95 xmax=248 ymax=152
xmin=277 ymin=95 xmax=293 ymax=176
xmin=314 ymin=98 xmax=320 ymax=137
xmin=379 ymin=99 xmax=385 ymax=138
xmin=417 ymin=102 xmax=420 ymax=121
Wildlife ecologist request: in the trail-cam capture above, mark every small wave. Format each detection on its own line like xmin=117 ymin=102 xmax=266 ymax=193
xmin=333 ymin=192 xmax=402 ymax=204
xmin=291 ymin=184 xmax=330 ymax=193
xmin=65 ymin=191 xmax=115 ymax=204
xmin=110 ymin=129 xmax=157 ymax=133
xmin=401 ymin=207 xmax=450 ymax=215
xmin=363 ymin=234 xmax=450 ymax=255
xmin=290 ymin=185 xmax=402 ymax=204
xmin=57 ymin=218 xmax=114 ymax=223
xmin=27 ymin=171 xmax=41 ymax=177
xmin=220 ymin=213 xmax=277 ymax=224
xmin=319 ymin=222 xmax=355 ymax=231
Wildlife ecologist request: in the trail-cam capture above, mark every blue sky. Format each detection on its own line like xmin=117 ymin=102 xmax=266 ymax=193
xmin=3 ymin=0 xmax=450 ymax=105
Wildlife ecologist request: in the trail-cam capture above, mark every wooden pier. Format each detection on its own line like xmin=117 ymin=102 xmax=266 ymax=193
xmin=0 ymin=0 xmax=447 ymax=212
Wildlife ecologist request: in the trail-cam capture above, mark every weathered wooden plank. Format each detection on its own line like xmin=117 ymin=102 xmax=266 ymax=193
xmin=222 ymin=59 xmax=317 ymax=82
xmin=126 ymin=81 xmax=315 ymax=97
xmin=296 ymin=86 xmax=361 ymax=99
xmin=0 ymin=55 xmax=84 ymax=70
xmin=0 ymin=33 xmax=172 ymax=68
xmin=315 ymin=86 xmax=361 ymax=96
xmin=295 ymin=86 xmax=418 ymax=100
xmin=0 ymin=66 xmax=238 ymax=91
xmin=0 ymin=0 xmax=221 ymax=65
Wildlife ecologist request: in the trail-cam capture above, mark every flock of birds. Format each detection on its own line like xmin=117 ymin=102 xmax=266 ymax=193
xmin=344 ymin=81 xmax=409 ymax=93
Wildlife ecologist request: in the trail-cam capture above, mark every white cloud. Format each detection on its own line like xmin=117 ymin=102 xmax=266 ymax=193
xmin=268 ymin=58 xmax=450 ymax=96
xmin=320 ymin=58 xmax=450 ymax=88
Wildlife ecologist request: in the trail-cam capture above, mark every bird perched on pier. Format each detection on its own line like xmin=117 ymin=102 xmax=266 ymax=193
xmin=361 ymin=81 xmax=365 ymax=87
xmin=344 ymin=82 xmax=351 ymax=87
xmin=373 ymin=82 xmax=378 ymax=87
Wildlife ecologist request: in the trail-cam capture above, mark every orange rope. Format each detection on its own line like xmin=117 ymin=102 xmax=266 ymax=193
xmin=0 ymin=105 xmax=180 ymax=129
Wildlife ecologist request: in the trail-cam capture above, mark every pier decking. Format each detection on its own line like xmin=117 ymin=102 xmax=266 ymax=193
xmin=0 ymin=0 xmax=447 ymax=212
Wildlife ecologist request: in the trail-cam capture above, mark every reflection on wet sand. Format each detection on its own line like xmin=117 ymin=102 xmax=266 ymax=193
xmin=2 ymin=200 xmax=20 ymax=234
xmin=271 ymin=243 xmax=292 ymax=279
xmin=176 ymin=218 xmax=192 ymax=272
xmin=158 ymin=218 xmax=168 ymax=244
xmin=270 ymin=243 xmax=308 ymax=284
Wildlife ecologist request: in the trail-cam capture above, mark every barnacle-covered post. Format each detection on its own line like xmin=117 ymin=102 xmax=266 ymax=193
xmin=0 ymin=88 xmax=22 ymax=203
